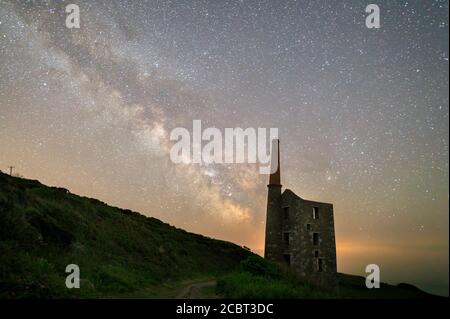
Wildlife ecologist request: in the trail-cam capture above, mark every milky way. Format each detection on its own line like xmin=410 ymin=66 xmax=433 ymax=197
xmin=0 ymin=0 xmax=448 ymax=295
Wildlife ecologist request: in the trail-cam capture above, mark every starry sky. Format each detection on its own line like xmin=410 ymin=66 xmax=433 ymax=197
xmin=0 ymin=0 xmax=448 ymax=295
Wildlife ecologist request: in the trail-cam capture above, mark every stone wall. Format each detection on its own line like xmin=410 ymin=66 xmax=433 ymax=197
xmin=264 ymin=185 xmax=283 ymax=262
xmin=279 ymin=189 xmax=337 ymax=290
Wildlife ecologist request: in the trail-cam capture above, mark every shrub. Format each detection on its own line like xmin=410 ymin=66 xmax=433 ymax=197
xmin=240 ymin=255 xmax=280 ymax=279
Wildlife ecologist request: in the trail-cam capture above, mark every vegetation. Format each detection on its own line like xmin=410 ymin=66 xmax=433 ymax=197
xmin=217 ymin=256 xmax=331 ymax=298
xmin=337 ymin=273 xmax=439 ymax=299
xmin=0 ymin=172 xmax=252 ymax=298
xmin=217 ymin=256 xmax=440 ymax=299
xmin=0 ymin=172 xmax=439 ymax=299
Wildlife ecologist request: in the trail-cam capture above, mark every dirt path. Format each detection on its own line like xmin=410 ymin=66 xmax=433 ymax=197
xmin=176 ymin=279 xmax=217 ymax=299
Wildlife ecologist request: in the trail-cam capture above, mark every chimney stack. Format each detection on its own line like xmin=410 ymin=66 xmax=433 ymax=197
xmin=268 ymin=139 xmax=281 ymax=186
xmin=264 ymin=139 xmax=282 ymax=261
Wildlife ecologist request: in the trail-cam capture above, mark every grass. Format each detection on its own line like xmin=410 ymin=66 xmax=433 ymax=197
xmin=0 ymin=172 xmax=440 ymax=299
xmin=216 ymin=256 xmax=331 ymax=298
xmin=217 ymin=255 xmax=440 ymax=299
xmin=337 ymin=273 xmax=439 ymax=299
xmin=0 ymin=172 xmax=252 ymax=298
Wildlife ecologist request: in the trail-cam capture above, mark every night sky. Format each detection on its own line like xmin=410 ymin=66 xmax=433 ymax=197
xmin=0 ymin=0 xmax=448 ymax=295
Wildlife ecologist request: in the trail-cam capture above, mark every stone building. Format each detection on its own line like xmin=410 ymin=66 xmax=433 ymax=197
xmin=264 ymin=140 xmax=337 ymax=290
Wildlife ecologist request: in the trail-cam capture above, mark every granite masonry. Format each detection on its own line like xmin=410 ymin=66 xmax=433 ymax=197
xmin=264 ymin=140 xmax=338 ymax=290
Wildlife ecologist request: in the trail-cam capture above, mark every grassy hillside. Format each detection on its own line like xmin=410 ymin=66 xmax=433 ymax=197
xmin=216 ymin=256 xmax=439 ymax=299
xmin=0 ymin=172 xmax=439 ymax=299
xmin=0 ymin=172 xmax=252 ymax=298
xmin=337 ymin=273 xmax=438 ymax=299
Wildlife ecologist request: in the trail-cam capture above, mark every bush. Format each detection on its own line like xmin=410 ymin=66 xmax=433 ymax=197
xmin=240 ymin=255 xmax=280 ymax=279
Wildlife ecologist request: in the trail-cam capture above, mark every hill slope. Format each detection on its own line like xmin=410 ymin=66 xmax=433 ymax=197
xmin=0 ymin=172 xmax=252 ymax=298
xmin=0 ymin=172 xmax=439 ymax=299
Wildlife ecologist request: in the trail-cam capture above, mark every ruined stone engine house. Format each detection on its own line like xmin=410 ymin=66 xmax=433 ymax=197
xmin=264 ymin=140 xmax=338 ymax=289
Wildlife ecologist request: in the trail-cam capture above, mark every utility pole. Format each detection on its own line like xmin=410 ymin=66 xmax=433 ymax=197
xmin=8 ymin=166 xmax=14 ymax=176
